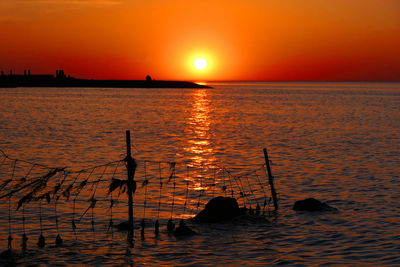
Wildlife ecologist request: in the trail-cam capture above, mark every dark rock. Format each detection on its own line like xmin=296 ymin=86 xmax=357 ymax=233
xmin=174 ymin=220 xmax=196 ymax=237
xmin=0 ymin=249 xmax=17 ymax=260
xmin=115 ymin=221 xmax=131 ymax=231
xmin=293 ymin=198 xmax=338 ymax=212
xmin=0 ymin=249 xmax=18 ymax=265
xmin=193 ymin=196 xmax=243 ymax=222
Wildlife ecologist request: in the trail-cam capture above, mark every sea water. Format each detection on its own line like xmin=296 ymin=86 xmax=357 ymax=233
xmin=0 ymin=82 xmax=399 ymax=265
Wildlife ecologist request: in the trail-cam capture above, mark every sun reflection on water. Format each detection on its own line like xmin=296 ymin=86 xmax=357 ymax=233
xmin=184 ymin=89 xmax=216 ymax=190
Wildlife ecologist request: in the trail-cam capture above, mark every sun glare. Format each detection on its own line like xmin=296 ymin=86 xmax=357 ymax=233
xmin=194 ymin=58 xmax=207 ymax=70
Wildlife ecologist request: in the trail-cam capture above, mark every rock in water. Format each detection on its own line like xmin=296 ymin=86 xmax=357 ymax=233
xmin=0 ymin=249 xmax=18 ymax=266
xmin=0 ymin=249 xmax=17 ymax=260
xmin=193 ymin=196 xmax=242 ymax=222
xmin=293 ymin=198 xmax=338 ymax=212
xmin=116 ymin=221 xmax=131 ymax=231
xmin=174 ymin=220 xmax=196 ymax=237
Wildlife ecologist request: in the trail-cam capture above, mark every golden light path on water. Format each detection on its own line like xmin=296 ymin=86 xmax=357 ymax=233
xmin=184 ymin=89 xmax=216 ymax=191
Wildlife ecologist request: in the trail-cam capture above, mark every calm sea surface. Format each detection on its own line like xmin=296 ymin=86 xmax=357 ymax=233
xmin=0 ymin=82 xmax=399 ymax=265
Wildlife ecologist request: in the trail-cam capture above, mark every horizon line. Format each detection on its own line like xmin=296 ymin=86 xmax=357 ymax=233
xmin=2 ymin=70 xmax=399 ymax=83
xmin=200 ymin=80 xmax=400 ymax=83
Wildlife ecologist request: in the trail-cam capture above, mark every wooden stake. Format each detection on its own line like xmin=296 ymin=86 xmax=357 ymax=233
xmin=263 ymin=148 xmax=278 ymax=212
xmin=125 ymin=130 xmax=137 ymax=247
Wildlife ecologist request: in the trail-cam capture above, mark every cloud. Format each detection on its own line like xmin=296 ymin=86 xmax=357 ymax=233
xmin=14 ymin=0 xmax=123 ymax=6
xmin=0 ymin=15 xmax=23 ymax=22
xmin=0 ymin=0 xmax=123 ymax=22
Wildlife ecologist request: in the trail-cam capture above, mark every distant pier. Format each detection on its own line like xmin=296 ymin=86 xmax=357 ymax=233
xmin=0 ymin=70 xmax=210 ymax=88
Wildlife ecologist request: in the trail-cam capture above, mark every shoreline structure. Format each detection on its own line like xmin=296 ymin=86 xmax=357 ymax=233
xmin=0 ymin=69 xmax=210 ymax=88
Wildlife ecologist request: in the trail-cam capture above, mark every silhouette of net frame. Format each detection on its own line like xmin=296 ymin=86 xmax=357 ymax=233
xmin=0 ymin=148 xmax=273 ymax=249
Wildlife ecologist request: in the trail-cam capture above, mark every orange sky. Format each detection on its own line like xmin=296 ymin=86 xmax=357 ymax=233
xmin=1 ymin=0 xmax=400 ymax=81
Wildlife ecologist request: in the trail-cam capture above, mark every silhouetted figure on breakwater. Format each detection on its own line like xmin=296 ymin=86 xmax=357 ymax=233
xmin=56 ymin=70 xmax=66 ymax=79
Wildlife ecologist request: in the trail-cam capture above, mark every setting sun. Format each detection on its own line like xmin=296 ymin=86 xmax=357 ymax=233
xmin=194 ymin=58 xmax=208 ymax=70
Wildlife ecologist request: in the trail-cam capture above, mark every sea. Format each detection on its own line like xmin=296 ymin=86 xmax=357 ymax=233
xmin=0 ymin=82 xmax=399 ymax=266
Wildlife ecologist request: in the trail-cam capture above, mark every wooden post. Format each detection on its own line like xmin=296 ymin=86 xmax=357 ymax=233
xmin=263 ymin=148 xmax=278 ymax=212
xmin=125 ymin=130 xmax=137 ymax=247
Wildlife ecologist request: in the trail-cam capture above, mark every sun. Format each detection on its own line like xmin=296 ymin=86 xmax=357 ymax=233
xmin=194 ymin=58 xmax=207 ymax=70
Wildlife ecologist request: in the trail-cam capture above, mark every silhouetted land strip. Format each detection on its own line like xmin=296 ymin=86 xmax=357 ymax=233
xmin=0 ymin=70 xmax=210 ymax=88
